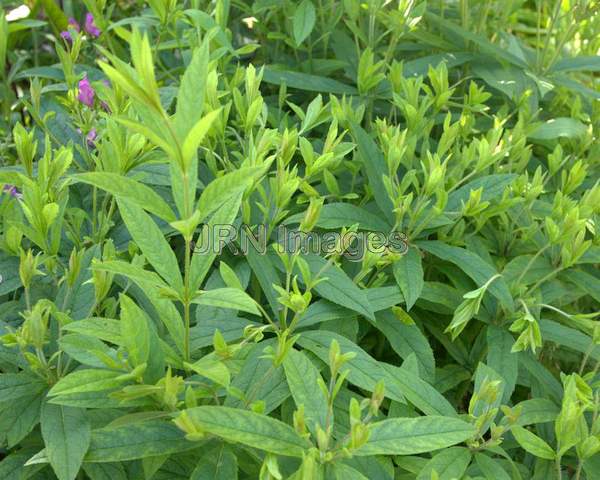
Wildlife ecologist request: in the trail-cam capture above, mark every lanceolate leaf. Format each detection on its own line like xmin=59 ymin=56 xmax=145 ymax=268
xmin=85 ymin=422 xmax=196 ymax=461
xmin=190 ymin=192 xmax=244 ymax=291
xmin=511 ymin=426 xmax=555 ymax=460
xmin=299 ymin=331 xmax=456 ymax=416
xmin=192 ymin=287 xmax=260 ymax=315
xmin=119 ymin=295 xmax=150 ymax=367
xmin=175 ymin=39 xmax=209 ymax=140
xmin=48 ymin=369 xmax=129 ymax=397
xmin=41 ymin=403 xmax=91 ymax=480
xmin=372 ymin=311 xmax=435 ymax=382
xmin=196 ymin=167 xmax=261 ymax=220
xmin=284 ymin=202 xmax=391 ymax=232
xmin=182 ymin=406 xmax=310 ymax=457
xmin=356 ymin=416 xmax=475 ymax=456
xmin=292 ymin=0 xmax=316 ymax=46
xmin=117 ymin=198 xmax=184 ymax=292
xmin=349 ymin=122 xmax=395 ymax=224
xmin=393 ymin=248 xmax=424 ymax=311
xmin=262 ymin=67 xmax=357 ymax=95
xmin=283 ymin=349 xmax=329 ymax=436
xmin=224 ymin=340 xmax=290 ymax=414
xmin=446 ymin=174 xmax=517 ymax=212
xmin=487 ymin=325 xmax=518 ymax=403
xmin=72 ymin=172 xmax=176 ymax=222
xmin=416 ymin=447 xmax=472 ymax=480
xmin=474 ymin=453 xmax=512 ymax=480
xmin=299 ymin=254 xmax=375 ymax=320
xmin=191 ymin=444 xmax=237 ymax=480
xmin=418 ymin=241 xmax=514 ymax=310
xmin=0 ymin=373 xmax=46 ymax=403
xmin=329 ymin=464 xmax=369 ymax=480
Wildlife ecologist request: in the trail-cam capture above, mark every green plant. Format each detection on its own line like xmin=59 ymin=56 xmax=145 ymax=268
xmin=0 ymin=0 xmax=599 ymax=479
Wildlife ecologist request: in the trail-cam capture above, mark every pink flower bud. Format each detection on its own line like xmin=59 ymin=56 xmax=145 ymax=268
xmin=78 ymin=76 xmax=95 ymax=107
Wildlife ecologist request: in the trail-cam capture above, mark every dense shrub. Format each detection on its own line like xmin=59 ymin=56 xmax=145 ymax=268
xmin=1 ymin=0 xmax=599 ymax=478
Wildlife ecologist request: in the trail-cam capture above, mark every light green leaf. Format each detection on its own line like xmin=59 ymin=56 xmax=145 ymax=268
xmin=119 ymin=295 xmax=150 ymax=368
xmin=511 ymin=426 xmax=555 ymax=460
xmin=59 ymin=334 xmax=117 ymax=369
xmin=190 ymin=192 xmax=244 ymax=291
xmin=117 ymin=198 xmax=184 ymax=292
xmin=175 ymin=40 xmax=209 ymax=140
xmin=185 ymin=355 xmax=230 ymax=387
xmin=41 ymin=403 xmax=91 ymax=480
xmin=114 ymin=117 xmax=175 ymax=158
xmin=357 ymin=416 xmax=475 ymax=456
xmin=182 ymin=406 xmax=310 ymax=457
xmin=504 ymin=398 xmax=559 ymax=427
xmin=284 ymin=349 xmax=329 ymax=436
xmin=48 ymin=369 xmax=128 ymax=397
xmin=219 ymin=262 xmax=243 ymax=290
xmin=62 ymin=318 xmax=122 ymax=346
xmin=92 ymin=260 xmax=169 ymax=291
xmin=181 ymin=108 xmax=222 ymax=168
xmin=292 ymin=0 xmax=316 ymax=46
xmin=529 ymin=118 xmax=587 ymax=141
xmin=72 ymin=173 xmax=175 ymax=222
xmin=196 ymin=167 xmax=261 ymax=220
xmin=416 ymin=447 xmax=471 ymax=480
xmin=192 ymin=288 xmax=260 ymax=315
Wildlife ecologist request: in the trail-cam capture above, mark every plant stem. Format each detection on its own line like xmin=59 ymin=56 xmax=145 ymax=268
xmin=184 ymin=236 xmax=191 ymax=362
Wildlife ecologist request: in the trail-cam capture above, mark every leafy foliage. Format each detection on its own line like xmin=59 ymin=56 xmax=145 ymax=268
xmin=0 ymin=0 xmax=599 ymax=479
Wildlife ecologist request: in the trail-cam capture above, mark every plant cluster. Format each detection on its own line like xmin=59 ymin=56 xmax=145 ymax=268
xmin=0 ymin=0 xmax=599 ymax=479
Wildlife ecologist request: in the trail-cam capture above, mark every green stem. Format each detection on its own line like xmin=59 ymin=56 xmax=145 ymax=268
xmin=524 ymin=266 xmax=563 ymax=297
xmin=575 ymin=459 xmax=583 ymax=480
xmin=515 ymin=244 xmax=550 ymax=287
xmin=184 ymin=236 xmax=192 ymax=362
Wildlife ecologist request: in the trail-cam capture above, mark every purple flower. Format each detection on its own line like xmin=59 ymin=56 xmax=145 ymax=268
xmin=2 ymin=184 xmax=22 ymax=200
xmin=60 ymin=17 xmax=80 ymax=43
xmin=77 ymin=127 xmax=98 ymax=147
xmin=84 ymin=13 xmax=101 ymax=38
xmin=86 ymin=128 xmax=97 ymax=147
xmin=78 ymin=76 xmax=95 ymax=107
